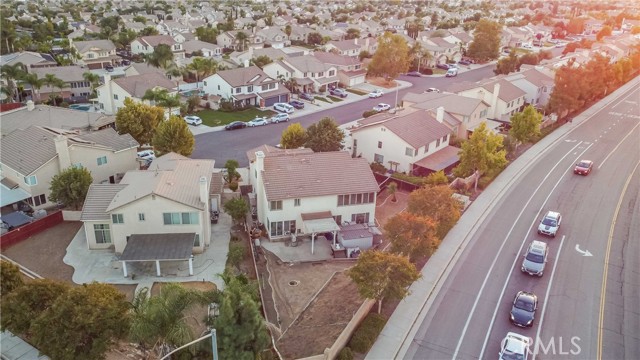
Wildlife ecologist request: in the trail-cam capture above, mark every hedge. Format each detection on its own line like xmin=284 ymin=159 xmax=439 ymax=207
xmin=348 ymin=313 xmax=388 ymax=353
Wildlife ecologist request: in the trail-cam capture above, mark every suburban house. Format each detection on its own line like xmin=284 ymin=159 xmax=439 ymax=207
xmin=96 ymin=73 xmax=178 ymax=116
xmin=216 ymin=30 xmax=261 ymax=50
xmin=349 ymin=108 xmax=459 ymax=175
xmin=182 ymin=40 xmax=223 ymax=58
xmin=0 ymin=101 xmax=115 ymax=136
xmin=29 ymin=65 xmax=93 ymax=102
xmin=71 ymin=40 xmax=121 ymax=70
xmin=402 ymin=92 xmax=491 ymax=139
xmin=446 ymin=79 xmax=527 ymax=124
xmin=262 ymin=55 xmax=340 ymax=93
xmin=419 ymin=37 xmax=462 ymax=66
xmin=228 ymin=47 xmax=291 ymax=68
xmin=246 ymin=146 xmax=381 ymax=252
xmin=312 ymin=51 xmax=367 ymax=87
xmin=255 ymin=27 xmax=290 ymax=48
xmin=504 ymin=26 xmax=534 ymax=48
xmin=0 ymin=51 xmax=58 ymax=70
xmin=504 ymin=67 xmax=555 ymax=108
xmin=0 ymin=126 xmax=138 ymax=211
xmin=202 ymin=66 xmax=290 ymax=108
xmin=324 ymin=37 xmax=378 ymax=57
xmin=131 ymin=35 xmax=186 ymax=59
xmin=80 ymin=153 xmax=217 ymax=276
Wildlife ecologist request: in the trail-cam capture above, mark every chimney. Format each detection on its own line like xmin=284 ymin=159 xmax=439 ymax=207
xmin=490 ymin=82 xmax=501 ymax=118
xmin=436 ymin=106 xmax=445 ymax=123
xmin=199 ymin=176 xmax=209 ymax=205
xmin=54 ymin=135 xmax=71 ymax=170
xmin=26 ymin=100 xmax=35 ymax=111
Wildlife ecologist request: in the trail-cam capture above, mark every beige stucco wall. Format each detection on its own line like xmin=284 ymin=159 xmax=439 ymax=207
xmin=84 ymin=220 xmax=114 ymax=250
xmin=68 ymin=145 xmax=139 ymax=184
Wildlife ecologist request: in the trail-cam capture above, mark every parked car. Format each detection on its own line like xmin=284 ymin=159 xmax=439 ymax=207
xmin=329 ymin=88 xmax=348 ymax=98
xmin=137 ymin=150 xmax=155 ymax=159
xmin=121 ymin=59 xmax=131 ymax=66
xmin=405 ymin=71 xmax=422 ymax=77
xmin=289 ymin=100 xmax=305 ymax=109
xmin=299 ymin=92 xmax=314 ymax=101
xmin=458 ymin=59 xmax=472 ymax=66
xmin=424 ymin=88 xmax=440 ymax=93
xmin=368 ymin=89 xmax=383 ymax=98
xmin=510 ymin=291 xmax=538 ymax=327
xmin=373 ymin=103 xmax=391 ymax=112
xmin=184 ymin=115 xmax=203 ymax=126
xmin=225 ymin=121 xmax=247 ymax=130
xmin=499 ymin=333 xmax=532 ymax=360
xmin=247 ymin=117 xmax=269 ymax=127
xmin=270 ymin=113 xmax=290 ymax=123
xmin=574 ymin=160 xmax=593 ymax=175
xmin=105 ymin=64 xmax=114 ymax=72
xmin=537 ymin=211 xmax=562 ymax=237
xmin=274 ymin=102 xmax=294 ymax=113
xmin=436 ymin=63 xmax=450 ymax=70
xmin=521 ymin=240 xmax=548 ymax=277
xmin=446 ymin=68 xmax=458 ymax=77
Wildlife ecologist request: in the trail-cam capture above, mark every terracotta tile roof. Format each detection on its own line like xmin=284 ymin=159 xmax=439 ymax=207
xmin=381 ymin=110 xmax=452 ymax=148
xmin=261 ymin=151 xmax=378 ymax=201
xmin=246 ymin=144 xmax=313 ymax=163
xmin=81 ymin=184 xmax=129 ymax=221
xmin=284 ymin=55 xmax=330 ymax=73
xmin=113 ymin=73 xmax=176 ymax=98
xmin=482 ymin=79 xmax=526 ymax=102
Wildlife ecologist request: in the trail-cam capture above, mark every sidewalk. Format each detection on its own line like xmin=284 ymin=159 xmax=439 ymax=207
xmin=366 ymin=75 xmax=640 ymax=360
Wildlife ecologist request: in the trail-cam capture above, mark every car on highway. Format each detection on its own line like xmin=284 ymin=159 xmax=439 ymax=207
xmin=299 ymin=92 xmax=314 ymax=101
xmin=499 ymin=332 xmax=532 ymax=360
xmin=436 ymin=63 xmax=450 ymax=70
xmin=510 ymin=291 xmax=538 ymax=327
xmin=537 ymin=211 xmax=562 ymax=237
xmin=373 ymin=103 xmax=391 ymax=112
xmin=521 ymin=240 xmax=548 ymax=277
xmin=368 ymin=89 xmax=383 ymax=98
xmin=406 ymin=71 xmax=422 ymax=77
xmin=289 ymin=100 xmax=305 ymax=109
xmin=247 ymin=117 xmax=269 ymax=127
xmin=274 ymin=102 xmax=294 ymax=113
xmin=329 ymin=88 xmax=348 ymax=98
xmin=269 ymin=113 xmax=290 ymax=123
xmin=574 ymin=160 xmax=593 ymax=175
xmin=424 ymin=88 xmax=440 ymax=93
xmin=224 ymin=121 xmax=247 ymax=130
xmin=184 ymin=115 xmax=203 ymax=126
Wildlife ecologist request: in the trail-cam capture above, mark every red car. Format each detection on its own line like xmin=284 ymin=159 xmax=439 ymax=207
xmin=574 ymin=160 xmax=593 ymax=175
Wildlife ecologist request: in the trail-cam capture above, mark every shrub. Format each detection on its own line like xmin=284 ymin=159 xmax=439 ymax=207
xmin=227 ymin=243 xmax=245 ymax=268
xmin=478 ymin=175 xmax=492 ymax=189
xmin=421 ymin=68 xmax=433 ymax=75
xmin=363 ymin=110 xmax=378 ymax=118
xmin=391 ymin=172 xmax=428 ymax=186
xmin=348 ymin=313 xmax=387 ymax=353
xmin=337 ymin=347 xmax=354 ymax=360
xmin=228 ymin=181 xmax=239 ymax=192
xmin=370 ymin=162 xmax=387 ymax=174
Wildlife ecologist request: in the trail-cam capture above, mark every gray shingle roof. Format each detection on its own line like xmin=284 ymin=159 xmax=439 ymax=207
xmin=81 ymin=184 xmax=129 ymax=221
xmin=120 ymin=233 xmax=195 ymax=261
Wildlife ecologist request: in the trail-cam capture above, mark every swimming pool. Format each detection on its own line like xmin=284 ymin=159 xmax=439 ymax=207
xmin=69 ymin=104 xmax=92 ymax=111
xmin=180 ymin=90 xmax=205 ymax=97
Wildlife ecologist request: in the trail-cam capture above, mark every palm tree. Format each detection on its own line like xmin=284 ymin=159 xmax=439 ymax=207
xmin=235 ymin=31 xmax=249 ymax=51
xmin=42 ymin=74 xmax=66 ymax=106
xmin=145 ymin=44 xmax=175 ymax=70
xmin=1 ymin=62 xmax=25 ymax=102
xmin=142 ymin=88 xmax=181 ymax=115
xmin=387 ymin=182 xmax=398 ymax=202
xmin=83 ymin=72 xmax=101 ymax=98
xmin=187 ymin=57 xmax=218 ymax=87
xmin=21 ymin=73 xmax=44 ymax=103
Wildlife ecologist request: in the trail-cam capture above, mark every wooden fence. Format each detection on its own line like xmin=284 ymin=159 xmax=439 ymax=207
xmin=0 ymin=211 xmax=64 ymax=249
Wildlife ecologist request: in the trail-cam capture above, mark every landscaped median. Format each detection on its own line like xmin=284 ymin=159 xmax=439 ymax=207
xmin=195 ymin=108 xmax=277 ymax=127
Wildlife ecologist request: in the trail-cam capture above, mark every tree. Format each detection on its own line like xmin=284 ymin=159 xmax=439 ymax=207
xmin=425 ymin=170 xmax=449 ymax=186
xmin=1 ymin=62 xmax=25 ymax=102
xmin=223 ymin=159 xmax=240 ymax=184
xmin=348 ymin=250 xmax=421 ymax=313
xmin=367 ymin=32 xmax=410 ymax=82
xmin=0 ymin=261 xmax=24 ymax=297
xmin=30 ymin=283 xmax=130 ymax=360
xmin=140 ymin=26 xmax=159 ymax=36
xmin=407 ymin=185 xmax=462 ymax=240
xmin=345 ymin=28 xmax=361 ymax=40
xmin=145 ymin=43 xmax=175 ymax=70
xmin=305 ymin=117 xmax=345 ymax=152
xmin=130 ymin=284 xmax=209 ymax=358
xmin=307 ymin=32 xmax=323 ymax=45
xmin=387 ymin=182 xmax=398 ymax=202
xmin=187 ymin=57 xmax=218 ymax=84
xmin=547 ymin=60 xmax=585 ymax=115
xmin=21 ymin=72 xmax=43 ymax=103
xmin=195 ymin=26 xmax=218 ymax=43
xmin=48 ymin=166 xmax=93 ymax=210
xmin=187 ymin=94 xmax=200 ymax=113
xmin=494 ymin=51 xmax=519 ymax=75
xmin=385 ymin=212 xmax=439 ymax=262
xmin=453 ymin=122 xmax=507 ymax=191
xmin=83 ymin=71 xmax=101 ymax=98
xmin=279 ymin=123 xmax=307 ymax=149
xmin=115 ymin=98 xmax=164 ymax=146
xmin=467 ymin=19 xmax=501 ymax=61
xmin=284 ymin=24 xmax=292 ymax=38
xmin=152 ymin=115 xmax=194 ymax=156
xmin=251 ymin=55 xmax=273 ymax=68
xmin=115 ymin=29 xmax=137 ymax=48
xmin=42 ymin=73 xmax=65 ymax=106
xmin=235 ymin=31 xmax=249 ymax=51
xmin=509 ymin=105 xmax=542 ymax=150
xmin=631 ymin=26 xmax=640 ymax=35
xmin=223 ymin=197 xmax=249 ymax=224
xmin=214 ymin=274 xmax=270 ymax=360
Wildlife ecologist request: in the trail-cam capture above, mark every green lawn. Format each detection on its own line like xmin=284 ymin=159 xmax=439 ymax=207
xmin=195 ymin=108 xmax=277 ymax=127
xmin=346 ymin=88 xmax=368 ymax=96
xmin=432 ymin=68 xmax=447 ymax=75
xmin=314 ymin=96 xmax=331 ymax=103
xmin=327 ymin=95 xmax=344 ymax=102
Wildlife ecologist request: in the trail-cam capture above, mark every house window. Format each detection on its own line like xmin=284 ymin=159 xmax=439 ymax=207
xmin=329 ymin=70 xmax=335 ymax=76
xmin=436 ymin=139 xmax=441 ymax=147
xmin=374 ymin=153 xmax=384 ymax=163
xmin=94 ymin=224 xmax=112 ymax=244
xmin=351 ymin=212 xmax=370 ymax=224
xmin=138 ymin=213 xmax=145 ymax=221
xmin=480 ymin=109 xmax=487 ymax=117
xmin=424 ymin=143 xmax=430 ymax=153
xmin=97 ymin=156 xmax=108 ymax=166
xmin=269 ymin=220 xmax=296 ymax=237
xmin=405 ymin=147 xmax=413 ymax=156
xmin=112 ymin=214 xmax=124 ymax=224
xmin=377 ymin=141 xmax=382 ymax=149
xmin=163 ymin=212 xmax=199 ymax=225
xmin=24 ymin=175 xmax=37 ymax=186
xmin=414 ymin=149 xmax=418 ymax=156
xmin=114 ymin=94 xmax=118 ymax=100
xmin=270 ymin=200 xmax=282 ymax=211
xmin=30 ymin=194 xmax=46 ymax=206
xmin=248 ymin=85 xmax=253 ymax=92
xmin=294 ymin=198 xmax=301 ymax=207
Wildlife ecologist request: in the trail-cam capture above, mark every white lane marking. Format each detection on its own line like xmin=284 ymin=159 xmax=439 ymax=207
xmin=450 ymin=141 xmax=585 ymax=360
xmin=477 ymin=143 xmax=593 ymax=359
xmin=532 ymin=234 xmax=567 ymax=360
xmin=598 ymin=121 xmax=640 ymax=170
xmin=612 ymin=87 xmax=639 ymax=109
xmin=575 ymin=244 xmax=593 ymax=256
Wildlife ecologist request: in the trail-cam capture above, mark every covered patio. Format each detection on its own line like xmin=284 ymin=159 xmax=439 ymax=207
xmin=301 ymin=211 xmax=340 ymax=254
xmin=412 ymin=145 xmax=460 ymax=176
xmin=119 ymin=233 xmax=195 ymax=278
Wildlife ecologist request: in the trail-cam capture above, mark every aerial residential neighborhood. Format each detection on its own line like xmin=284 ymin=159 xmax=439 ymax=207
xmin=1 ymin=0 xmax=639 ymax=359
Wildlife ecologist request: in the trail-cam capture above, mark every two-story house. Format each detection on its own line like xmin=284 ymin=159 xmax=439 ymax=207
xmin=421 ymin=37 xmax=462 ymax=66
xmin=202 ymin=66 xmax=290 ymax=108
xmin=80 ymin=153 xmax=216 ymax=276
xmin=504 ymin=67 xmax=555 ymax=107
xmin=255 ymin=27 xmax=290 ymax=49
xmin=324 ymin=38 xmax=378 ymax=57
xmin=216 ymin=30 xmax=261 ymax=50
xmin=130 ymin=35 xmax=186 ymax=59
xmin=246 ymin=146 xmax=380 ymax=251
xmin=349 ymin=109 xmax=459 ymax=175
xmin=446 ymin=79 xmax=527 ymax=123
xmin=29 ymin=65 xmax=93 ymax=102
xmin=182 ymin=40 xmax=223 ymax=58
xmin=0 ymin=126 xmax=138 ymax=210
xmin=96 ymin=73 xmax=178 ymax=116
xmin=312 ymin=51 xmax=366 ymax=87
xmin=262 ymin=55 xmax=339 ymax=93
xmin=72 ymin=40 xmax=120 ymax=69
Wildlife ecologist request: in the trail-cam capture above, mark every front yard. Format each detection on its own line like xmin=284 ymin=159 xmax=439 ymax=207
xmin=195 ymin=108 xmax=277 ymax=127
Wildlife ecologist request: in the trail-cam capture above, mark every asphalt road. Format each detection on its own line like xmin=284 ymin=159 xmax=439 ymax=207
xmin=404 ymin=84 xmax=640 ymax=360
xmin=191 ymin=65 xmax=496 ymax=167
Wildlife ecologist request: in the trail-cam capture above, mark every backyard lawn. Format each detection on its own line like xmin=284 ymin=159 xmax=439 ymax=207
xmin=195 ymin=108 xmax=277 ymax=127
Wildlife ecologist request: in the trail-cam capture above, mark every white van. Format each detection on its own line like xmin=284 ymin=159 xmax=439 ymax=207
xmin=446 ymin=68 xmax=458 ymax=77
